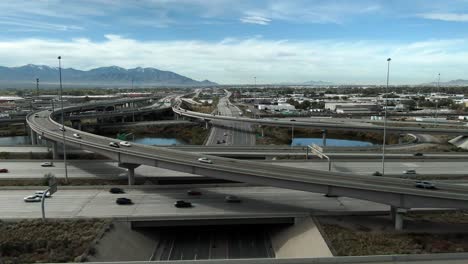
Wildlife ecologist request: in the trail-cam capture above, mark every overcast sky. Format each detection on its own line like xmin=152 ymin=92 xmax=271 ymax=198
xmin=1 ymin=0 xmax=468 ymax=84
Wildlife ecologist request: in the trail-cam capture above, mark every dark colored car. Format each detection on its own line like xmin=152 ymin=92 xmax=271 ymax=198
xmin=372 ymin=171 xmax=382 ymax=176
xmin=0 ymin=168 xmax=8 ymax=173
xmin=116 ymin=197 xmax=133 ymax=205
xmin=187 ymin=190 xmax=202 ymax=196
xmin=414 ymin=153 xmax=424 ymax=157
xmin=290 ymin=119 xmax=296 ymax=121
xmin=109 ymin=187 xmax=125 ymax=194
xmin=225 ymin=195 xmax=241 ymax=203
xmin=174 ymin=200 xmax=192 ymax=208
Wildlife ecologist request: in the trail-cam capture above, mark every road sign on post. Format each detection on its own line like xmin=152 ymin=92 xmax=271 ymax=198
xmin=48 ymin=176 xmax=58 ymax=195
xmin=307 ymin=144 xmax=332 ymax=171
xmin=42 ymin=176 xmax=58 ymax=221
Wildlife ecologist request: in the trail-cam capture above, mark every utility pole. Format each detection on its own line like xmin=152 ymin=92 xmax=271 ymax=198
xmin=36 ymin=78 xmax=39 ymax=96
xmin=381 ymin=58 xmax=391 ymax=177
xmin=58 ymin=56 xmax=69 ymax=184
xmin=435 ymin=73 xmax=440 ymax=125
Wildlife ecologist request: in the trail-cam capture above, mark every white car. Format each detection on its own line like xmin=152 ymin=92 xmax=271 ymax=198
xmin=59 ymin=126 xmax=66 ymax=132
xmin=35 ymin=191 xmax=52 ymax=198
xmin=197 ymin=157 xmax=213 ymax=164
xmin=404 ymin=169 xmax=416 ymax=175
xmin=119 ymin=141 xmax=131 ymax=147
xmin=40 ymin=162 xmax=54 ymax=167
xmin=73 ymin=133 xmax=81 ymax=139
xmin=24 ymin=195 xmax=41 ymax=202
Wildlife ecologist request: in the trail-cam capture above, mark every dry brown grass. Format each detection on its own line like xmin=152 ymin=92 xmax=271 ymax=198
xmin=0 ymin=219 xmax=109 ymax=263
xmin=322 ymin=224 xmax=468 ymax=256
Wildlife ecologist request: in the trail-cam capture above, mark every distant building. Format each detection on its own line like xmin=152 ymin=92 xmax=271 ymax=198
xmin=258 ymin=103 xmax=295 ymax=111
xmin=325 ymin=102 xmax=379 ymax=113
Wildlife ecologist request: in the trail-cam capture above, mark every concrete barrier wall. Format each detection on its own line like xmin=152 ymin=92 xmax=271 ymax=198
xmin=270 ymin=216 xmax=333 ymax=258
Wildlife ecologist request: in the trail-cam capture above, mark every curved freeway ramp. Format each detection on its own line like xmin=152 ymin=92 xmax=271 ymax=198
xmin=28 ymin=109 xmax=468 ymax=210
xmin=173 ymin=106 xmax=468 ymax=136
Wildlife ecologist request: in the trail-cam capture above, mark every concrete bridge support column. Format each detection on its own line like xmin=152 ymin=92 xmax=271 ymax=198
xmin=205 ymin=121 xmax=209 ymax=129
xmin=51 ymin=141 xmax=58 ymax=160
xmin=71 ymin=120 xmax=82 ymax=130
xmin=261 ymin=126 xmax=264 ymax=137
xmin=322 ymin=129 xmax=328 ymax=147
xmin=391 ymin=206 xmax=407 ymax=230
xmin=31 ymin=130 xmax=38 ymax=145
xmin=118 ymin=163 xmax=141 ymax=185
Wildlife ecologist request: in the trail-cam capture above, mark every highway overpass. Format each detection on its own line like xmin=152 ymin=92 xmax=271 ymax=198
xmin=26 ymin=105 xmax=468 ymax=231
xmin=173 ymin=106 xmax=468 ymax=136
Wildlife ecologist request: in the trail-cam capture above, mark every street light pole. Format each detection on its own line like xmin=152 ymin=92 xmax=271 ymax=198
xmin=36 ymin=78 xmax=39 ymax=96
xmin=58 ymin=56 xmax=69 ymax=184
xmin=435 ymin=73 xmax=440 ymax=125
xmin=381 ymin=58 xmax=391 ymax=176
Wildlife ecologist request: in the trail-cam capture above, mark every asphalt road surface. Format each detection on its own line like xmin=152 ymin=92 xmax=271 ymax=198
xmin=275 ymin=161 xmax=468 ymax=176
xmin=206 ymin=93 xmax=255 ymax=146
xmin=153 ymin=226 xmax=273 ymax=260
xmin=0 ymin=186 xmax=388 ymax=219
xmin=0 ymin=160 xmax=197 ymax=179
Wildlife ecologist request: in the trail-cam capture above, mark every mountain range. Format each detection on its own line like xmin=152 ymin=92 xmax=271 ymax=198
xmin=276 ymin=80 xmax=334 ymax=86
xmin=423 ymin=79 xmax=468 ymax=87
xmin=0 ymin=64 xmax=217 ymax=87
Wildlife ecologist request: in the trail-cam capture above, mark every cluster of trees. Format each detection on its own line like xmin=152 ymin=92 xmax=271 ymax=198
xmin=286 ymin=99 xmax=325 ymax=110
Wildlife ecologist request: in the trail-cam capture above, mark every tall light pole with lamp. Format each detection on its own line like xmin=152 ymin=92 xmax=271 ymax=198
xmin=58 ymin=56 xmax=69 ymax=183
xmin=434 ymin=73 xmax=440 ymax=124
xmin=381 ymin=58 xmax=391 ymax=176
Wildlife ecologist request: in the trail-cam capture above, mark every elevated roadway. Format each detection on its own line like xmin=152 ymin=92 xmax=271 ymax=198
xmin=27 ymin=108 xmax=468 ymax=215
xmin=173 ymin=107 xmax=468 ymax=136
xmin=0 ymin=186 xmax=387 ymax=220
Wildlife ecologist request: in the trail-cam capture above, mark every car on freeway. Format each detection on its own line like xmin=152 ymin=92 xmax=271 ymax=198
xmin=116 ymin=197 xmax=133 ymax=205
xmin=403 ymin=169 xmax=417 ymax=175
xmin=372 ymin=171 xmax=382 ymax=176
xmin=73 ymin=133 xmax=81 ymax=139
xmin=119 ymin=141 xmax=131 ymax=147
xmin=24 ymin=195 xmax=42 ymax=202
xmin=35 ymin=190 xmax=52 ymax=198
xmin=197 ymin=157 xmax=213 ymax=164
xmin=225 ymin=195 xmax=241 ymax=203
xmin=216 ymin=140 xmax=221 ymax=144
xmin=109 ymin=142 xmax=120 ymax=148
xmin=413 ymin=153 xmax=424 ymax=157
xmin=109 ymin=187 xmax=125 ymax=194
xmin=290 ymin=119 xmax=296 ymax=121
xmin=34 ymin=114 xmax=39 ymax=118
xmin=415 ymin=181 xmax=437 ymax=189
xmin=187 ymin=190 xmax=202 ymax=196
xmin=0 ymin=168 xmax=8 ymax=173
xmin=174 ymin=200 xmax=192 ymax=208
xmin=222 ymin=139 xmax=226 ymax=143
xmin=40 ymin=162 xmax=54 ymax=167
xmin=59 ymin=126 xmax=66 ymax=132
xmin=223 ymin=132 xmax=228 ymax=136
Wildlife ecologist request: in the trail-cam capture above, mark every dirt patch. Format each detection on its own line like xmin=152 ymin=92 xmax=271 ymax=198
xmin=318 ymin=214 xmax=468 ymax=256
xmin=256 ymin=127 xmax=399 ymax=145
xmin=0 ymin=219 xmax=109 ymax=263
xmin=97 ymin=124 xmax=208 ymax=145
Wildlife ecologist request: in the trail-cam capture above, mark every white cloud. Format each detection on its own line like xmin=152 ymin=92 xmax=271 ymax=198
xmin=418 ymin=12 xmax=468 ymax=22
xmin=0 ymin=35 xmax=466 ymax=84
xmin=240 ymin=15 xmax=271 ymax=25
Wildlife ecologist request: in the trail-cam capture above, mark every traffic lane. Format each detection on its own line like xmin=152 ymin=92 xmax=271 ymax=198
xmin=0 ymin=161 xmax=198 ymax=179
xmin=30 ymin=113 xmax=468 ymax=198
xmin=273 ymin=161 xmax=468 ymax=176
xmin=0 ymin=186 xmax=388 ymax=219
xmin=33 ymin=113 xmax=468 ymax=199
